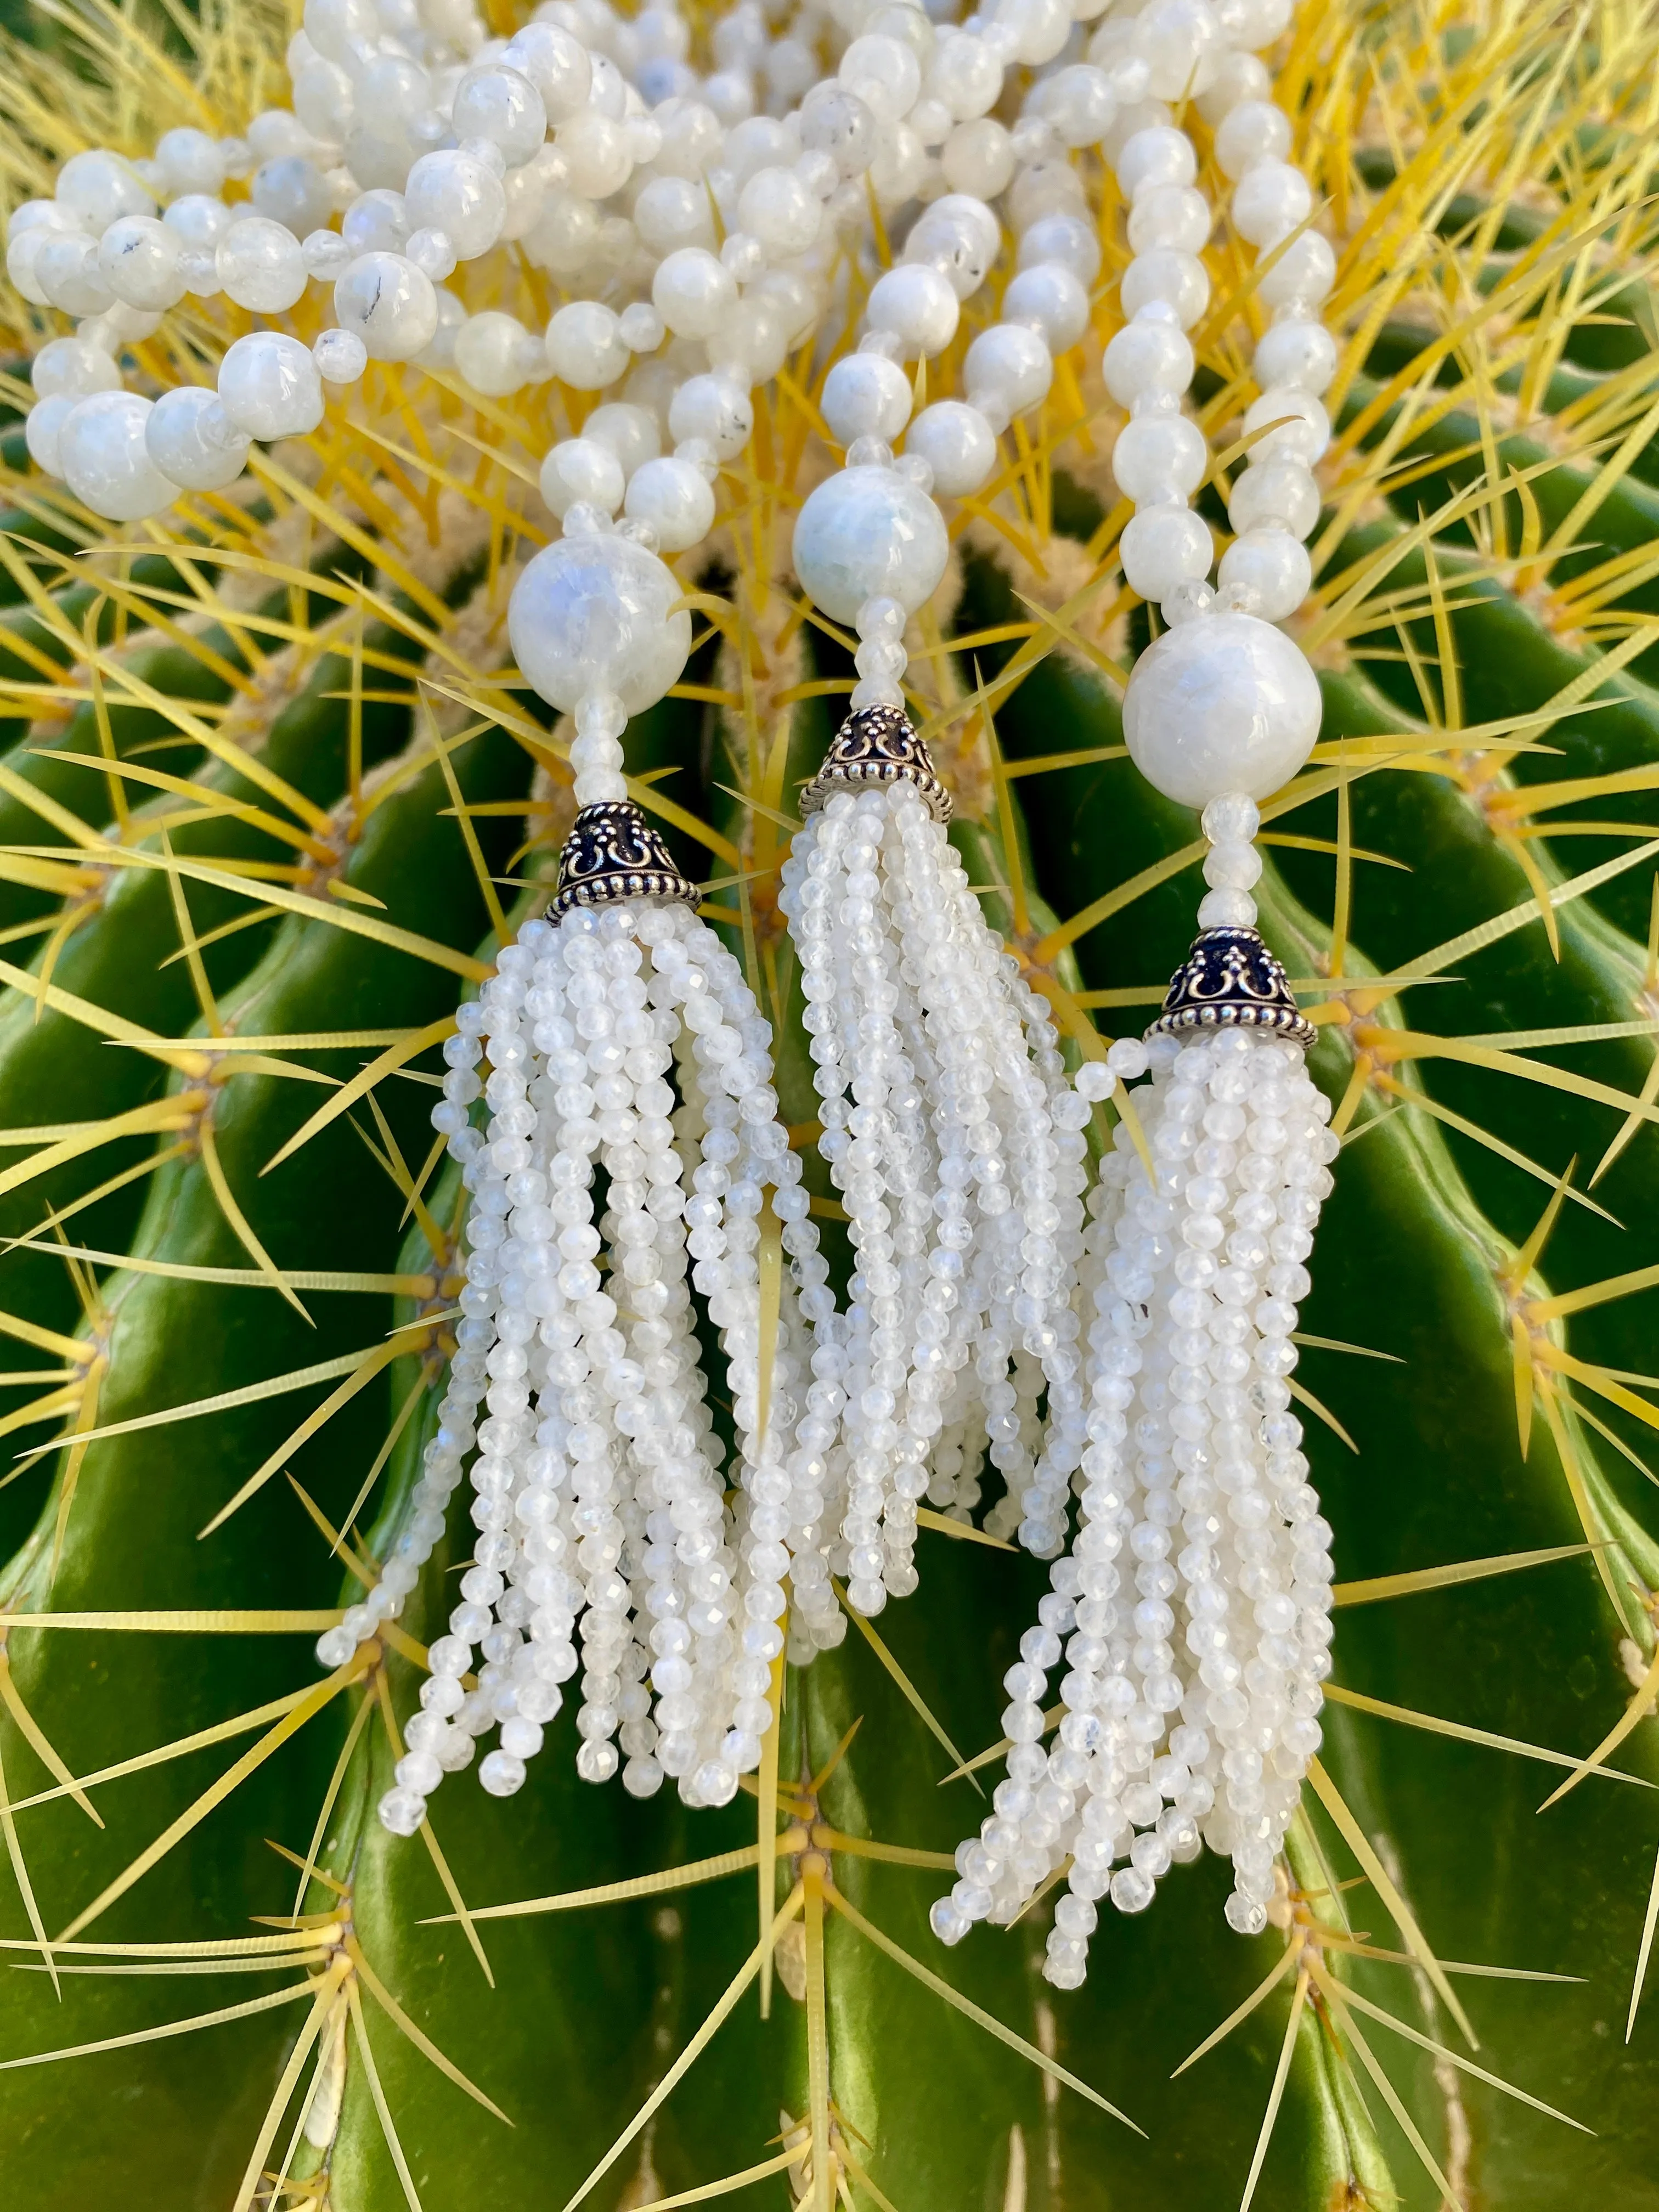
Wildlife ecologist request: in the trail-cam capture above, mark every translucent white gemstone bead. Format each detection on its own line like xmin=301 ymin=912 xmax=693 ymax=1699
xmin=217 ymin=216 xmax=306 ymax=312
xmin=1242 ymin=387 xmax=1330 ymax=466
xmin=1138 ymin=0 xmax=1223 ymax=97
xmin=1122 ymin=611 xmax=1322 ymax=806
xmin=1253 ymin=319 xmax=1339 ymax=399
xmin=57 ymin=149 xmax=153 ymax=230
xmin=31 ymin=335 xmax=122 ymax=401
xmin=508 ymin=532 xmax=692 ymax=714
xmin=905 ymin=399 xmax=997 ymax=496
xmin=452 ymin=64 xmax=548 ymax=167
xmin=866 ymin=262 xmax=960 ymax=357
xmin=1103 ymin=316 xmax=1195 ymax=405
xmin=58 ymin=392 xmax=177 ymax=521
xmin=927 ymin=32 xmax=1002 ymax=122
xmin=555 ymin=111 xmax=633 ymax=200
xmin=1231 ymin=160 xmax=1313 ymax=248
xmin=1030 ymin=61 xmax=1118 ymax=146
xmin=839 ymin=31 xmax=922 ymax=121
xmin=651 ymin=246 xmax=737 ymax=340
xmin=1229 ymin=458 xmax=1320 ymax=540
xmin=24 ymin=398 xmax=72 ymax=476
xmin=1002 ymin=263 xmax=1089 ymax=353
xmin=343 ymin=190 xmax=408 ymax=258
xmin=579 ymin=404 xmax=658 ymax=483
xmin=455 ymin=311 xmax=536 ymax=397
xmin=1111 ymin=413 xmax=1207 ymax=503
xmin=332 ymin=253 xmax=438 ymax=363
xmin=1257 ymin=231 xmax=1336 ymax=308
xmin=1114 ymin=124 xmax=1196 ymax=198
xmin=667 ymin=375 xmax=752 ymax=461
xmin=251 ymin=156 xmax=334 ymax=240
xmin=163 ymin=195 xmax=233 ymax=252
xmin=821 ymin=351 xmax=913 ymax=446
xmin=35 ymin=235 xmax=115 ymax=316
xmin=633 ymin=174 xmax=716 ymax=257
xmin=941 ymin=118 xmax=1014 ymax=198
xmin=313 ymin=326 xmax=368 ymax=386
xmin=995 ymin=0 xmax=1073 ymax=65
xmin=964 ymin=323 xmax=1053 ymax=417
xmin=623 ymin=455 xmax=715 ymax=552
xmin=545 ymin=300 xmax=630 ymax=389
xmin=303 ymin=229 xmax=353 ymax=279
xmin=501 ymin=21 xmax=592 ymax=121
xmin=145 ymin=386 xmax=251 ymax=490
xmin=1214 ymin=99 xmax=1293 ymax=181
xmin=1217 ymin=529 xmax=1312 ymax=623
xmin=792 ymin=464 xmax=950 ymax=623
xmin=156 ymin=127 xmax=225 ymax=197
xmin=737 ymin=164 xmax=820 ymax=256
xmin=403 ymin=149 xmax=506 ymax=261
xmin=217 ymin=331 xmax=325 ymax=440
xmin=97 ymin=216 xmax=185 ymax=309
xmin=1127 ymin=183 xmax=1211 ymax=255
xmin=1121 ymin=247 xmax=1209 ymax=328
xmin=1119 ymin=504 xmax=1213 ymax=600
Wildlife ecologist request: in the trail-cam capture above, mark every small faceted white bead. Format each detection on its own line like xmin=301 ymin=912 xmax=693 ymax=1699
xmin=651 ymin=246 xmax=737 ymax=340
xmin=58 ymin=392 xmax=177 ymax=520
xmin=403 ymin=150 xmax=506 ymax=262
xmin=217 ymin=216 xmax=306 ymax=312
xmin=1122 ymin=611 xmax=1322 ymax=806
xmin=1218 ymin=528 xmax=1312 ymax=622
xmin=145 ymin=386 xmax=251 ymax=490
xmin=1120 ymin=504 xmax=1213 ymax=600
xmin=667 ymin=375 xmax=752 ymax=461
xmin=624 ymin=454 xmax=716 ymax=551
xmin=964 ymin=324 xmax=1053 ymax=417
xmin=866 ymin=262 xmax=960 ymax=357
xmin=509 ymin=532 xmax=692 ymax=714
xmin=793 ymin=464 xmax=950 ymax=623
xmin=98 ymin=216 xmax=185 ymax=309
xmin=217 ymin=331 xmax=325 ymax=440
xmin=333 ymin=253 xmax=438 ymax=363
xmin=546 ymin=300 xmax=630 ymax=389
xmin=313 ymin=327 xmax=368 ymax=385
xmin=905 ymin=400 xmax=997 ymax=496
xmin=539 ymin=437 xmax=625 ymax=518
xmin=821 ymin=352 xmax=913 ymax=446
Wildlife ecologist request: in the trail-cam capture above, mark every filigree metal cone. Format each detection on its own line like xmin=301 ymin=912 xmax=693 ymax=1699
xmin=1148 ymin=927 xmax=1316 ymax=1048
xmin=550 ymin=799 xmax=701 ymax=917
xmin=799 ymin=702 xmax=953 ymax=822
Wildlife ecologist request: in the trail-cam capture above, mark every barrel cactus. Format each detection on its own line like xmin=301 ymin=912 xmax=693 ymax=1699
xmin=1 ymin=0 xmax=1657 ymax=2206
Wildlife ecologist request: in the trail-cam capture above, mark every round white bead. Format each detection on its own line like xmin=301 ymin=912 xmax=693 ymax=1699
xmin=1138 ymin=0 xmax=1223 ymax=98
xmin=792 ymin=464 xmax=949 ymax=622
xmin=1128 ymin=183 xmax=1211 ymax=256
xmin=651 ymin=246 xmax=737 ymax=340
xmin=313 ymin=326 xmax=368 ymax=385
xmin=821 ymin=352 xmax=913 ymax=447
xmin=31 ymin=335 xmax=122 ymax=401
xmin=866 ymin=262 xmax=960 ymax=357
xmin=994 ymin=0 xmax=1072 ymax=65
xmin=1257 ymin=232 xmax=1336 ymax=308
xmin=1242 ymin=387 xmax=1330 ymax=466
xmin=332 ymin=252 xmax=438 ymax=363
xmin=666 ymin=375 xmax=752 ymax=461
xmin=508 ymin=532 xmax=692 ymax=714
xmin=403 ymin=149 xmax=506 ymax=262
xmin=1217 ymin=528 xmax=1312 ymax=622
xmin=1019 ymin=211 xmax=1102 ymax=286
xmin=1114 ymin=125 xmax=1196 ymax=198
xmin=1112 ymin=412 xmax=1207 ymax=503
xmin=217 ymin=216 xmax=306 ymax=312
xmin=58 ymin=392 xmax=177 ymax=521
xmin=941 ymin=118 xmax=1014 ymax=198
xmin=839 ymin=32 xmax=922 ymax=121
xmin=452 ymin=64 xmax=548 ymax=168
xmin=1002 ymin=263 xmax=1090 ymax=353
xmin=1103 ymin=317 xmax=1194 ymax=405
xmin=1253 ymin=319 xmax=1339 ymax=399
xmin=24 ymin=398 xmax=73 ymax=476
xmin=964 ymin=323 xmax=1053 ymax=417
xmin=97 ymin=216 xmax=185 ymax=310
xmin=454 ymin=310 xmax=535 ymax=396
xmin=35 ymin=235 xmax=115 ymax=317
xmin=251 ymin=156 xmax=334 ymax=240
xmin=1119 ymin=504 xmax=1213 ymax=600
xmin=634 ymin=174 xmax=716 ymax=257
xmin=57 ymin=149 xmax=153 ymax=231
xmin=1122 ymin=611 xmax=1322 ymax=806
xmin=162 ymin=194 xmax=233 ymax=252
xmin=545 ymin=300 xmax=630 ymax=390
xmin=217 ymin=331 xmax=325 ymax=440
xmin=904 ymin=399 xmax=997 ymax=496
xmin=145 ymin=386 xmax=251 ymax=490
xmin=501 ymin=21 xmax=592 ymax=121
xmin=1214 ymin=99 xmax=1293 ymax=181
xmin=624 ymin=454 xmax=715 ymax=552
xmin=1121 ymin=248 xmax=1209 ymax=328
xmin=1231 ymin=160 xmax=1313 ymax=249
xmin=583 ymin=401 xmax=662 ymax=477
xmin=1229 ymin=458 xmax=1321 ymax=540
xmin=156 ymin=127 xmax=225 ymax=197
xmin=539 ymin=437 xmax=625 ymax=518
xmin=737 ymin=163 xmax=820 ymax=257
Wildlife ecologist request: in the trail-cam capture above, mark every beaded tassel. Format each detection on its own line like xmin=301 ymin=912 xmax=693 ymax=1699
xmin=775 ymin=679 xmax=1097 ymax=1619
xmin=932 ymin=796 xmax=1338 ymax=1982
xmin=320 ymin=707 xmax=828 ymax=1833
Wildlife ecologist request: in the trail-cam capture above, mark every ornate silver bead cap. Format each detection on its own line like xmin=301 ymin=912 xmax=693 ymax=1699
xmin=798 ymin=702 xmax=953 ymax=823
xmin=1148 ymin=926 xmax=1316 ymax=1048
xmin=550 ymin=798 xmax=701 ymax=917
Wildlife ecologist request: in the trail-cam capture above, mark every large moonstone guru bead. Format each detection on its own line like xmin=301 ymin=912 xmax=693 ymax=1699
xmin=508 ymin=532 xmax=692 ymax=715
xmin=792 ymin=464 xmax=950 ymax=624
xmin=1121 ymin=610 xmax=1322 ymax=807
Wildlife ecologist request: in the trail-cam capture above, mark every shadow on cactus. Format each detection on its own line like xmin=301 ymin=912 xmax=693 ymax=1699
xmin=0 ymin=0 xmax=1657 ymax=2207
